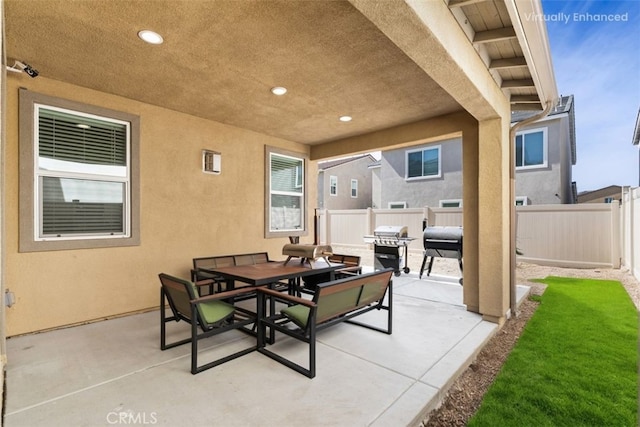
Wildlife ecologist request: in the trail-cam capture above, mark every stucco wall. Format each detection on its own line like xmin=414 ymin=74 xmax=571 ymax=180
xmin=380 ymin=138 xmax=462 ymax=208
xmin=318 ymin=157 xmax=374 ymax=210
xmin=514 ymin=117 xmax=565 ymax=205
xmin=4 ymin=77 xmax=313 ymax=336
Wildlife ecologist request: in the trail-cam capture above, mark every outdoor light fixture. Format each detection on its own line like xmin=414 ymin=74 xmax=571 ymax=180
xmin=203 ymin=150 xmax=221 ymax=175
xmin=138 ymin=30 xmax=164 ymax=45
xmin=271 ymin=86 xmax=288 ymax=96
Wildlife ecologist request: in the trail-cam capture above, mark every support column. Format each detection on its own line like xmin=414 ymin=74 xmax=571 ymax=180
xmin=477 ymin=117 xmax=511 ymax=325
xmin=462 ymin=123 xmax=479 ymax=313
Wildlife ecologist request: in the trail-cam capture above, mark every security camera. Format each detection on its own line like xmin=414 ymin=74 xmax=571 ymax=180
xmin=23 ymin=63 xmax=39 ymax=78
xmin=7 ymin=60 xmax=39 ymax=78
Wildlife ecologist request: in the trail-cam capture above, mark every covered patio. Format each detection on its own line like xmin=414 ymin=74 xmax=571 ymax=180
xmin=1 ymin=0 xmax=557 ymax=421
xmin=5 ymin=271 xmax=530 ymax=426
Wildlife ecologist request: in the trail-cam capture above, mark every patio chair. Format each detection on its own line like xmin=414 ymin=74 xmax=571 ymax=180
xmin=159 ymin=273 xmax=258 ymax=374
xmin=191 ymin=255 xmax=235 ymax=294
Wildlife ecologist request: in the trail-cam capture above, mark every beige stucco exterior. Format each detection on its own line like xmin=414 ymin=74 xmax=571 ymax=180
xmin=4 ymin=77 xmax=316 ymax=336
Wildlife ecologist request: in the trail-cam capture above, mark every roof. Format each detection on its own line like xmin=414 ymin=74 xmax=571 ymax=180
xmin=512 ymin=94 xmax=576 ymax=165
xmin=632 ymin=108 xmax=640 ymax=146
xmin=510 ymin=94 xmax=573 ymax=122
xmin=577 ymin=185 xmax=623 ymax=203
xmin=317 ymin=154 xmax=377 ymax=171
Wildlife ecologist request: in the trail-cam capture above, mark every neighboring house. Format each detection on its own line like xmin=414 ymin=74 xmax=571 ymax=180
xmin=577 ymin=185 xmax=623 ymax=204
xmin=633 ymin=108 xmax=640 ymax=186
xmin=376 ymin=95 xmax=577 ymax=208
xmin=317 ymin=155 xmax=376 ymax=209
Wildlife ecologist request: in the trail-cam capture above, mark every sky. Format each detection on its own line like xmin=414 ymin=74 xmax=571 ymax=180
xmin=540 ymin=0 xmax=640 ymax=191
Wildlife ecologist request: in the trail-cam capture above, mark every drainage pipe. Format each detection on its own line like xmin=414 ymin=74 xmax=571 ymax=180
xmin=508 ymin=100 xmax=555 ymax=317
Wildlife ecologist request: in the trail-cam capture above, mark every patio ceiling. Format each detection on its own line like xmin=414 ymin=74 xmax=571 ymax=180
xmin=4 ymin=0 xmax=555 ymax=146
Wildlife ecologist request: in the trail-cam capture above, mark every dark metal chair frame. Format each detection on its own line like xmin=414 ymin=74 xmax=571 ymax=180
xmin=159 ymin=273 xmax=258 ymax=374
xmin=256 ymin=269 xmax=394 ymax=378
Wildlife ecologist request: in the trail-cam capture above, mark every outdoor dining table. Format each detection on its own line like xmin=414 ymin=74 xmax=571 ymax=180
xmin=200 ymin=260 xmax=345 ymax=292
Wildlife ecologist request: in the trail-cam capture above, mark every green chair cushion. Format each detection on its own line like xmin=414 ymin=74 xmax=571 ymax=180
xmin=281 ymin=304 xmax=310 ymax=329
xmin=188 ymin=281 xmax=234 ymax=326
xmin=199 ymin=300 xmax=235 ymax=325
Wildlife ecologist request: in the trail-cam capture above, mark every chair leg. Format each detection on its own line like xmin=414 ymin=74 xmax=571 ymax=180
xmin=160 ymin=288 xmax=167 ymax=349
xmin=191 ymin=304 xmax=199 ymax=375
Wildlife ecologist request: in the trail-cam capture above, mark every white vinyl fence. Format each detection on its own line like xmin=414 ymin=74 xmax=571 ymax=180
xmin=318 ymin=194 xmax=639 ymax=273
xmin=621 ymin=187 xmax=640 ymax=279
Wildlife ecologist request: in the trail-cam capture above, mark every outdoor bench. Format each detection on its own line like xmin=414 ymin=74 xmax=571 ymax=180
xmin=256 ymin=268 xmax=394 ymax=378
xmin=191 ymin=252 xmax=274 ymax=294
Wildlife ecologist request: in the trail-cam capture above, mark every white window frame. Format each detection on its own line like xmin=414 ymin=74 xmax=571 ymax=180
xmin=439 ymin=199 xmax=462 ymax=208
xmin=351 ymin=179 xmax=358 ymax=198
xmin=388 ymin=202 xmax=407 ymax=209
xmin=19 ymin=89 xmax=140 ymax=252
xmin=265 ymin=146 xmax=308 ymax=238
xmin=405 ymin=145 xmax=441 ymax=180
xmin=329 ymin=175 xmax=338 ymax=196
xmin=515 ymin=127 xmax=548 ymax=170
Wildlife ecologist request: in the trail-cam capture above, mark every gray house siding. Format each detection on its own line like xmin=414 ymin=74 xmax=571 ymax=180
xmin=378 ymin=96 xmax=575 ymax=207
xmin=515 ymin=115 xmax=573 ymax=204
xmin=380 ymin=138 xmax=462 ymax=208
xmin=317 ymin=155 xmax=375 ymax=209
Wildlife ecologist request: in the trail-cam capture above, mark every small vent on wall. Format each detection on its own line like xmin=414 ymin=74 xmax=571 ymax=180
xmin=203 ymin=150 xmax=221 ymax=175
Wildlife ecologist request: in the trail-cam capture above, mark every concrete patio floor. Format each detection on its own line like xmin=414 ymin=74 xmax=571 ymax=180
xmin=4 ymin=271 xmax=530 ymax=427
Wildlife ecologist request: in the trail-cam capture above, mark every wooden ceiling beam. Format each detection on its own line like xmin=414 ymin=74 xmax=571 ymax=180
xmin=448 ymin=0 xmax=487 ymax=8
xmin=490 ymin=56 xmax=527 ymax=69
xmin=502 ymin=78 xmax=535 ymax=89
xmin=473 ymin=27 xmax=517 ymax=44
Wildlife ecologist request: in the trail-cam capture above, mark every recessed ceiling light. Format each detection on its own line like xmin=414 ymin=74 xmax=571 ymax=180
xmin=339 ymin=115 xmax=352 ymax=122
xmin=138 ymin=30 xmax=164 ymax=45
xmin=271 ymin=86 xmax=287 ymax=96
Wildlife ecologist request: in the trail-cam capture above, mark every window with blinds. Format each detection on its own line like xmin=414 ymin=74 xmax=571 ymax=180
xmin=35 ymin=105 xmax=130 ymax=239
xmin=269 ymin=152 xmax=304 ymax=232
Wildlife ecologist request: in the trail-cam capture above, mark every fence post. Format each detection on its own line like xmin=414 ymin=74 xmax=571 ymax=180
xmin=611 ymin=202 xmax=621 ymax=268
xmin=325 ymin=209 xmax=331 ymax=246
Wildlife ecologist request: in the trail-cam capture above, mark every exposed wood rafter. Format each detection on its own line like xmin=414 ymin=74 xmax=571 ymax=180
xmin=502 ymin=78 xmax=535 ymax=89
xmin=473 ymin=27 xmax=516 ymax=44
xmin=510 ymin=95 xmax=540 ymax=103
xmin=448 ymin=0 xmax=488 ymax=8
xmin=490 ymin=56 xmax=527 ymax=69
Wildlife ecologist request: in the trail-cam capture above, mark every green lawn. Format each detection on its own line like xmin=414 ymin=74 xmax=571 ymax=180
xmin=469 ymin=276 xmax=638 ymax=427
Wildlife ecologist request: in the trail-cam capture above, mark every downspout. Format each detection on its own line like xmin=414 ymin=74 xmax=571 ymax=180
xmin=509 ymin=100 xmax=554 ymax=316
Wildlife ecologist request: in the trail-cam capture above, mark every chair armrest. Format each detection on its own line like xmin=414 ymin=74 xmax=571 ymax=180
xmin=258 ymin=288 xmax=316 ymax=308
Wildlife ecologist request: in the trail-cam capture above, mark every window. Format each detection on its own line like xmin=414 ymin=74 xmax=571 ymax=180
xmin=388 ymin=202 xmax=407 ymax=209
xmin=351 ymin=179 xmax=358 ymax=198
xmin=515 ymin=128 xmax=547 ymax=169
xmin=406 ymin=145 xmax=441 ymax=179
xmin=515 ymin=197 xmax=529 ymax=206
xmin=265 ymin=146 xmax=307 ymax=238
xmin=329 ymin=176 xmax=338 ymax=196
xmin=19 ymin=89 xmax=140 ymax=252
xmin=440 ymin=199 xmax=462 ymax=208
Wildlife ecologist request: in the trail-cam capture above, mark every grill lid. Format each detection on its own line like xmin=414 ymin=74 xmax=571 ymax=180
xmin=374 ymin=225 xmax=408 ymax=238
xmin=423 ymin=226 xmax=463 ymax=242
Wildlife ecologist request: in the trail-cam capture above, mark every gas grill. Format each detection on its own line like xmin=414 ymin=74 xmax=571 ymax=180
xmin=419 ymin=226 xmax=463 ymax=279
xmin=364 ymin=225 xmax=416 ymax=276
